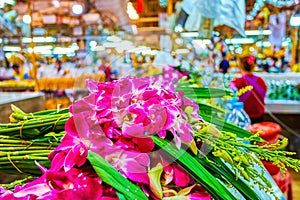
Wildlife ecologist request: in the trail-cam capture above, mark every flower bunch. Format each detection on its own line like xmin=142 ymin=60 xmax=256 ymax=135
xmin=1 ymin=76 xmax=209 ymax=199
xmin=1 ymin=165 xmax=118 ymax=200
xmin=57 ymin=76 xmax=209 ymax=198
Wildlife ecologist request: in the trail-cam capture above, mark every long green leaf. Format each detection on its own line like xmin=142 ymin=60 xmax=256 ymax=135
xmin=198 ymin=102 xmax=226 ymax=117
xmin=87 ymin=151 xmax=148 ymax=200
xmin=196 ymin=155 xmax=261 ymax=200
xmin=176 ymin=87 xmax=232 ymax=98
xmin=152 ymin=136 xmax=236 ymax=200
xmin=200 ymin=113 xmax=263 ymax=142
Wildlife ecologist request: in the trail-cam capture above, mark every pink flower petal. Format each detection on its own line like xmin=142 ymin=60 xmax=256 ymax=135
xmin=122 ymin=122 xmax=144 ymax=138
xmin=173 ymin=164 xmax=190 ymax=187
xmin=14 ymin=184 xmax=50 ymax=198
xmin=188 ymin=192 xmax=211 ymax=200
xmin=132 ymin=137 xmax=155 ymax=153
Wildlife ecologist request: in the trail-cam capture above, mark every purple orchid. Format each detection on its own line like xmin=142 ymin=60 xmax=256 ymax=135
xmin=49 ymin=115 xmax=114 ymax=172
xmin=4 ymin=167 xmax=117 ymax=200
xmin=48 ymin=76 xmax=202 ymax=196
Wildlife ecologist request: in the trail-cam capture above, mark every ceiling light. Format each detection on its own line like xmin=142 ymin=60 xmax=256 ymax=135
xmin=89 ymin=40 xmax=97 ymax=48
xmin=225 ymin=38 xmax=255 ymax=45
xmin=180 ymin=32 xmax=199 ymax=38
xmin=256 ymin=41 xmax=271 ymax=47
xmin=245 ymin=30 xmax=272 ymax=36
xmin=175 ymin=49 xmax=190 ymax=54
xmin=72 ymin=3 xmax=84 ymax=15
xmin=127 ymin=2 xmax=139 ymax=20
xmin=3 ymin=46 xmax=21 ymax=52
xmin=290 ymin=12 xmax=300 ymax=27
xmin=107 ymin=36 xmax=121 ymax=42
xmin=22 ymin=15 xmax=31 ymax=24
xmin=52 ymin=0 xmax=60 ymax=7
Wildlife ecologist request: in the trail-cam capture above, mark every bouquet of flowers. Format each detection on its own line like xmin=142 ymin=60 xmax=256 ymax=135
xmin=1 ymin=75 xmax=299 ymax=200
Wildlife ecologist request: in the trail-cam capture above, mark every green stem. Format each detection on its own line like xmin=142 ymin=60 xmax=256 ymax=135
xmin=0 ymin=155 xmax=49 ymax=161
xmin=0 ymin=119 xmax=67 ymax=134
xmin=0 ymin=139 xmax=59 ymax=146
xmin=0 ymin=146 xmax=55 ymax=151
xmin=0 ymin=150 xmax=52 ymax=157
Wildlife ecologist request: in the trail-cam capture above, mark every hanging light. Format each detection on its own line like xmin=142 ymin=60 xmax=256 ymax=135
xmin=52 ymin=0 xmax=60 ymax=7
xmin=127 ymin=2 xmax=139 ymax=20
xmin=290 ymin=10 xmax=300 ymax=27
xmin=22 ymin=14 xmax=32 ymax=24
xmin=71 ymin=3 xmax=84 ymax=15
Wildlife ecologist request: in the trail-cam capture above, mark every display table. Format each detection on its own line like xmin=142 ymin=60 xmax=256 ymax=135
xmin=265 ymin=99 xmax=300 ymax=114
xmin=0 ymin=92 xmax=45 ymax=123
xmin=255 ymin=72 xmax=300 ymax=81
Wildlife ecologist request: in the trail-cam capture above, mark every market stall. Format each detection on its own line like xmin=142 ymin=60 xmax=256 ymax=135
xmin=0 ymin=73 xmax=298 ymax=200
xmin=0 ymin=0 xmax=300 ymax=199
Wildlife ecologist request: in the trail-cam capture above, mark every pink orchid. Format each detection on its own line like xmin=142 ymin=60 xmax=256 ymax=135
xmin=49 ymin=116 xmax=114 ymax=172
xmin=8 ymin=168 xmax=116 ymax=200
xmin=115 ymin=135 xmax=155 ymax=153
xmin=104 ymin=149 xmax=150 ymax=184
xmin=61 ymin=76 xmax=199 ymax=185
xmin=162 ymin=163 xmax=191 ymax=187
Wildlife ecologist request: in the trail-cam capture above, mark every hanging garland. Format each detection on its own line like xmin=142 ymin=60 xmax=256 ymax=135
xmin=247 ymin=0 xmax=299 ymax=20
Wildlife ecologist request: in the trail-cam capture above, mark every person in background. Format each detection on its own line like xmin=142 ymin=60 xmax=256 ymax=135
xmin=219 ymin=52 xmax=230 ymax=73
xmin=55 ymin=59 xmax=62 ymax=74
xmin=229 ymin=55 xmax=267 ymax=124
xmin=12 ymin=64 xmax=30 ymax=80
xmin=98 ymin=57 xmax=112 ymax=82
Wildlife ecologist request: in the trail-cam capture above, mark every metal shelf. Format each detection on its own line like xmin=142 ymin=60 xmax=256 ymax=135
xmin=265 ymin=99 xmax=300 ymax=114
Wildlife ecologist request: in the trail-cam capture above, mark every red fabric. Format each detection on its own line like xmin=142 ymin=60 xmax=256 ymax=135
xmin=272 ymin=171 xmax=292 ymax=195
xmin=136 ymin=0 xmax=144 ymax=13
xmin=99 ymin=64 xmax=112 ymax=82
xmin=230 ymin=74 xmax=267 ymax=119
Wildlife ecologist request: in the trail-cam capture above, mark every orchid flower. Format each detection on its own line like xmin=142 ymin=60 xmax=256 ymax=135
xmin=8 ymin=168 xmax=116 ymax=200
xmin=49 ymin=115 xmax=114 ymax=172
xmin=104 ymin=149 xmax=150 ymax=184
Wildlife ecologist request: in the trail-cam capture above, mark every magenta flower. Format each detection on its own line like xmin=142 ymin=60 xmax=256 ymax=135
xmin=162 ymin=163 xmax=190 ymax=187
xmin=55 ymin=76 xmax=200 ymax=187
xmin=8 ymin=168 xmax=116 ymax=200
xmin=104 ymin=149 xmax=150 ymax=184
xmin=49 ymin=115 xmax=114 ymax=172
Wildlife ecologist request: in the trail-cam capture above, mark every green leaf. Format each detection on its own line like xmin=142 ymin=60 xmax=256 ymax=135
xmin=197 ymin=102 xmax=226 ymax=116
xmin=152 ymin=136 xmax=236 ymax=200
xmin=200 ymin=113 xmax=263 ymax=142
xmin=87 ymin=151 xmax=148 ymax=200
xmin=176 ymin=87 xmax=232 ymax=99
xmin=196 ymin=154 xmax=261 ymax=200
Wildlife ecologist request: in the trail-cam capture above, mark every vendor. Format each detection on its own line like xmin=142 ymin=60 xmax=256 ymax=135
xmin=229 ymin=55 xmax=267 ymax=124
xmin=219 ymin=52 xmax=230 ymax=74
xmin=12 ymin=64 xmax=29 ymax=81
xmin=98 ymin=57 xmax=112 ymax=82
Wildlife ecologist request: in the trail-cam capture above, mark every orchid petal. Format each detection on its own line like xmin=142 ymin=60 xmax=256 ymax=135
xmin=162 ymin=196 xmax=189 ymax=200
xmin=14 ymin=184 xmax=51 ymax=198
xmin=163 ymin=165 xmax=174 ymax=185
xmin=173 ymin=164 xmax=190 ymax=187
xmin=187 ymin=193 xmax=211 ymax=200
